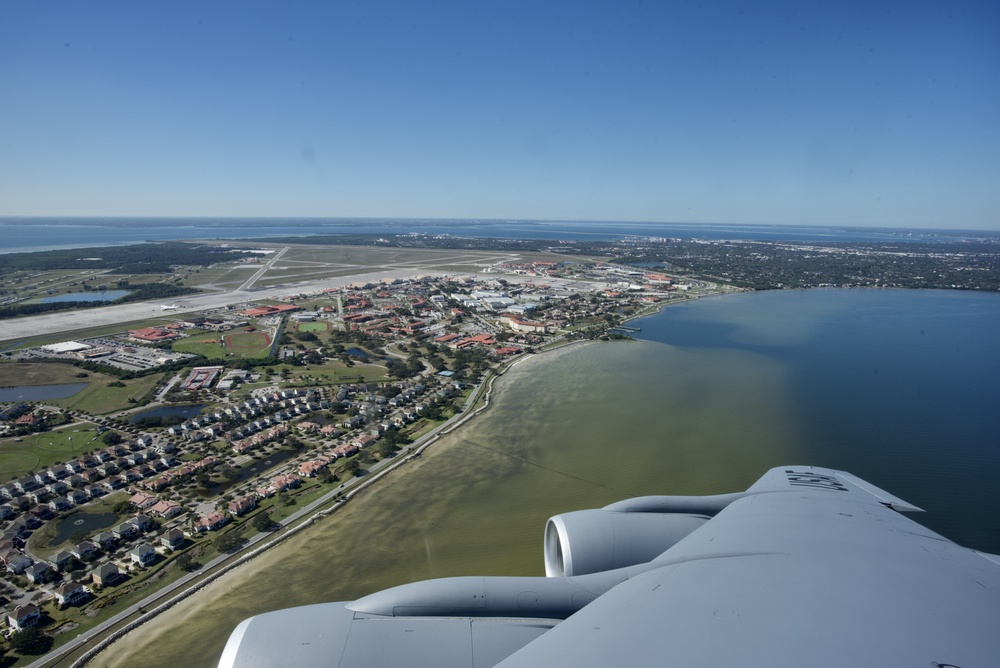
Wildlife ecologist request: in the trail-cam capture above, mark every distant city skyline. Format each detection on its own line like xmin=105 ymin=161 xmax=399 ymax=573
xmin=2 ymin=1 xmax=998 ymax=230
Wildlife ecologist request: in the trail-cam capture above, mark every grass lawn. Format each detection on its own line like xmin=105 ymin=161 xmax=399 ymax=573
xmin=280 ymin=361 xmax=387 ymax=386
xmin=171 ymin=332 xmax=228 ymax=359
xmin=172 ymin=330 xmax=272 ymax=360
xmin=0 ymin=425 xmax=104 ymax=482
xmin=0 ymin=361 xmax=92 ymax=386
xmin=51 ymin=373 xmax=162 ymax=414
xmin=294 ymin=321 xmax=330 ymax=333
xmin=224 ymin=331 xmax=272 ymax=356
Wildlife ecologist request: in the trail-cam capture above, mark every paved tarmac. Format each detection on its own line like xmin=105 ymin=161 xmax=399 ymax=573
xmin=0 ymin=268 xmax=605 ymax=347
xmin=0 ymin=268 xmax=439 ymax=344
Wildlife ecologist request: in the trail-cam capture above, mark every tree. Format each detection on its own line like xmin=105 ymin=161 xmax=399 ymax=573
xmin=218 ymin=464 xmax=239 ymax=480
xmin=101 ymin=430 xmax=123 ymax=445
xmin=176 ymin=552 xmax=198 ymax=572
xmin=113 ymin=499 xmax=132 ymax=514
xmin=9 ymin=628 xmax=54 ymax=655
xmin=252 ymin=511 xmax=275 ymax=532
xmin=214 ymin=528 xmax=245 ymax=553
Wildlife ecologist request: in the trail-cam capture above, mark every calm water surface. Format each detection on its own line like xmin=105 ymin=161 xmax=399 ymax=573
xmin=129 ymin=404 xmax=206 ymax=423
xmin=0 ymin=383 xmax=87 ymax=401
xmin=102 ymin=289 xmax=1000 ymax=668
xmin=36 ymin=290 xmax=130 ymax=303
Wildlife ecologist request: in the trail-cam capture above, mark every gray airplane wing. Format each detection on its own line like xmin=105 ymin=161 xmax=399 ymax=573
xmin=219 ymin=466 xmax=1000 ymax=667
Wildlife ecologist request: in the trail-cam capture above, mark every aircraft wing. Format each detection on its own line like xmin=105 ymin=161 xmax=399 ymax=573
xmin=219 ymin=466 xmax=1000 ymax=667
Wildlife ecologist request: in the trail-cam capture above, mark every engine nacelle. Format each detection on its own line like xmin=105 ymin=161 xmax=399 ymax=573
xmin=544 ymin=509 xmax=708 ymax=577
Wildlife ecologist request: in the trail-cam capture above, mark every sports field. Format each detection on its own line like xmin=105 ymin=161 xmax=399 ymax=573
xmin=295 ymin=321 xmax=329 ymax=333
xmin=173 ymin=330 xmax=273 ymax=359
xmin=225 ymin=331 xmax=272 ymax=350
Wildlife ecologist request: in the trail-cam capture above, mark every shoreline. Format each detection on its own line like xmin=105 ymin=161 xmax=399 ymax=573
xmin=77 ymin=339 xmax=594 ymax=667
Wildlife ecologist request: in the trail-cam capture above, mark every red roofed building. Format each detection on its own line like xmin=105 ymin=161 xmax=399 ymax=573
xmin=269 ymin=474 xmax=301 ymax=492
xmin=193 ymin=511 xmax=229 ymax=532
xmin=241 ymin=304 xmax=300 ymax=317
xmin=298 ymin=460 xmax=326 ymax=477
xmin=149 ymin=499 xmax=182 ymax=518
xmin=129 ymin=327 xmax=181 ymax=342
xmin=227 ymin=495 xmax=257 ymax=516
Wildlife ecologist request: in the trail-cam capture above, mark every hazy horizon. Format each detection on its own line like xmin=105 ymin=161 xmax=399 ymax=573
xmin=1 ymin=216 xmax=998 ymax=235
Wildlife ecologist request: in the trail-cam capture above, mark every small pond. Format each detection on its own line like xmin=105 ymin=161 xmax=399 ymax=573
xmin=196 ymin=449 xmax=297 ymax=497
xmin=344 ymin=347 xmax=389 ymax=362
xmin=231 ymin=450 xmax=295 ymax=485
xmin=130 ymin=404 xmax=206 ymax=424
xmin=38 ymin=290 xmax=131 ymax=303
xmin=0 ymin=383 xmax=88 ymax=402
xmin=51 ymin=512 xmax=118 ymax=545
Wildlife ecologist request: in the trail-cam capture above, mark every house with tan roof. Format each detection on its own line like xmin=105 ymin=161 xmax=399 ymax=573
xmin=92 ymin=562 xmax=123 ymax=588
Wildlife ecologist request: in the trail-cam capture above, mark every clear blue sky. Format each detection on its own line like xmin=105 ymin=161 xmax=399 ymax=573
xmin=2 ymin=1 xmax=998 ymax=229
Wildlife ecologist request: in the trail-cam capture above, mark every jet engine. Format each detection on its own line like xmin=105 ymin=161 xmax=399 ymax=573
xmin=544 ymin=509 xmax=708 ymax=577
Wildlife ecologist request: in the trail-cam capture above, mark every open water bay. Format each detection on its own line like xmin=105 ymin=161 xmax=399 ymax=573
xmin=104 ymin=288 xmax=1000 ymax=668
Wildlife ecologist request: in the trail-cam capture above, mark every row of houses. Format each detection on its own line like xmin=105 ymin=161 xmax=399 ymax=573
xmin=193 ymin=471 xmax=304 ymax=532
xmin=138 ymin=455 xmax=216 ymax=492
xmin=5 ymin=528 xmax=188 ymax=631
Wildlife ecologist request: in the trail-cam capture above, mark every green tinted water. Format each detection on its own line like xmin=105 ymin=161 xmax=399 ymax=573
xmin=104 ymin=339 xmax=799 ymax=667
xmin=102 ymin=289 xmax=1000 ymax=667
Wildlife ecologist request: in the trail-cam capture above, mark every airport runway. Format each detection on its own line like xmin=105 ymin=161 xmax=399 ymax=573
xmin=0 ymin=268 xmax=436 ymax=344
xmin=0 ymin=266 xmax=606 ymax=346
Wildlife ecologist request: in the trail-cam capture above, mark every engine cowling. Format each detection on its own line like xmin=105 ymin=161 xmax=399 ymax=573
xmin=544 ymin=509 xmax=708 ymax=577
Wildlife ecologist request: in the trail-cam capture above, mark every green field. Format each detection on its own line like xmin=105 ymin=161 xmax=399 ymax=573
xmin=51 ymin=373 xmax=162 ymax=414
xmin=0 ymin=362 xmax=161 ymax=414
xmin=281 ymin=360 xmax=387 ymax=385
xmin=172 ymin=334 xmax=228 ymax=359
xmin=0 ymin=426 xmax=103 ymax=482
xmin=295 ymin=321 xmax=329 ymax=333
xmin=172 ymin=330 xmax=272 ymax=360
xmin=225 ymin=331 xmax=272 ymax=349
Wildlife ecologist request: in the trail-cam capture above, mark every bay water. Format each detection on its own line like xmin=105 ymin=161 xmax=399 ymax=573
xmin=101 ymin=288 xmax=1000 ymax=667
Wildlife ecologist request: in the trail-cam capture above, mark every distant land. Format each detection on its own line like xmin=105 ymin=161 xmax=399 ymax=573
xmin=2 ymin=219 xmax=999 ymax=296
xmin=1 ymin=217 xmax=998 ymax=254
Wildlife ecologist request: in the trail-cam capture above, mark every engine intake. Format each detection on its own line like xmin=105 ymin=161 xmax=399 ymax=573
xmin=544 ymin=509 xmax=707 ymax=577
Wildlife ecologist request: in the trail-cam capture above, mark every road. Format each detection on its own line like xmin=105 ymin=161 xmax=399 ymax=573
xmin=28 ymin=375 xmax=492 ymax=668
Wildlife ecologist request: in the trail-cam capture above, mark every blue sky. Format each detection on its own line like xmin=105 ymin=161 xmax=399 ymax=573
xmin=2 ymin=1 xmax=998 ymax=229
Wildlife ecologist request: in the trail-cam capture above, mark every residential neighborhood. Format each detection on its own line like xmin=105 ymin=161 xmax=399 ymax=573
xmin=0 ymin=261 xmax=694 ymax=660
